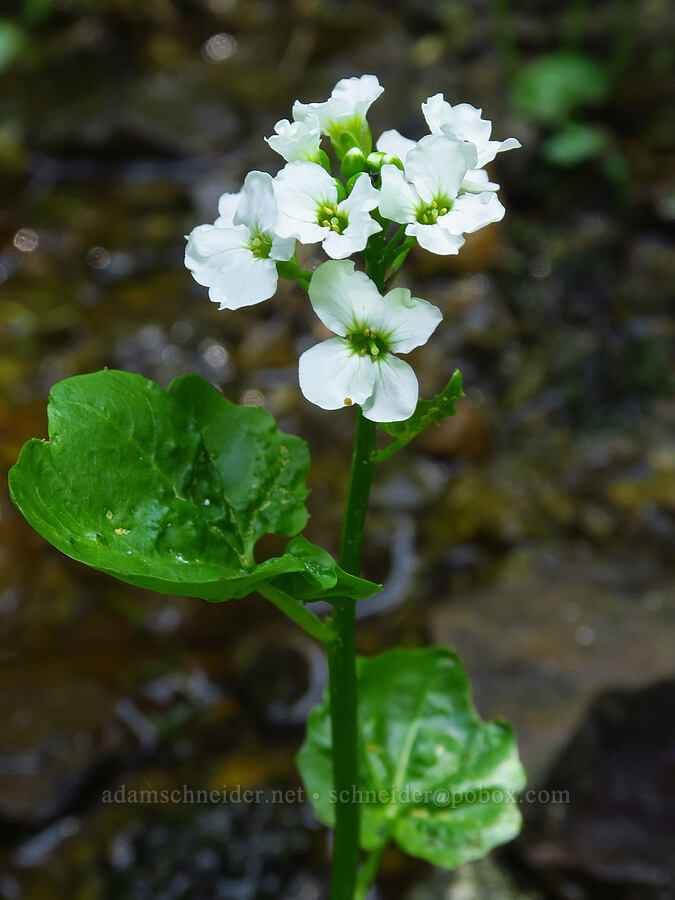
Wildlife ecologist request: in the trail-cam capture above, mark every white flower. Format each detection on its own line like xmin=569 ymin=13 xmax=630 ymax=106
xmin=376 ymin=128 xmax=416 ymax=164
xmin=274 ymin=163 xmax=381 ymax=259
xmin=378 ymin=134 xmax=506 ymax=254
xmin=421 ymin=94 xmax=521 ymax=167
xmin=293 ymin=74 xmax=384 ymax=151
xmin=185 ymin=171 xmax=295 ymax=310
xmin=265 ymin=114 xmax=322 ymax=163
xmin=377 ymin=127 xmax=500 ymax=196
xmin=377 ymin=96 xmax=519 ymax=194
xmin=298 ymin=260 xmax=442 ymax=422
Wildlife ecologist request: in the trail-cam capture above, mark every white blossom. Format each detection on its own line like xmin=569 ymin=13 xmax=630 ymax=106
xmin=421 ymin=94 xmax=521 ymax=167
xmin=274 ymin=163 xmax=381 ymax=259
xmin=265 ymin=114 xmax=322 ymax=163
xmin=298 ymin=260 xmax=442 ymax=422
xmin=378 ymin=134 xmax=507 ymax=254
xmin=376 ymin=96 xmax=518 ymax=194
xmin=184 ymin=171 xmax=294 ymax=310
xmin=293 ymin=75 xmax=383 ymax=148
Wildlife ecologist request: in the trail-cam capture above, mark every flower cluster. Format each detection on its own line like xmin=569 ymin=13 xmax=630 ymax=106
xmin=185 ymin=76 xmax=519 ymax=421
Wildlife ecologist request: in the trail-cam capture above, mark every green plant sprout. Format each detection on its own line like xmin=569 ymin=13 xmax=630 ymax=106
xmin=9 ymin=76 xmax=525 ymax=899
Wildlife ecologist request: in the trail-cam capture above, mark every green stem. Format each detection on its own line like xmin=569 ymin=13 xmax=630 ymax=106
xmin=374 ymin=435 xmax=409 ymax=464
xmin=384 ymin=237 xmax=416 ymax=287
xmin=328 ymin=409 xmax=377 ymax=900
xmin=339 ymin=411 xmax=377 ymax=573
xmin=276 ymin=255 xmax=312 ymax=291
xmin=259 ymin=585 xmax=334 ymax=645
xmin=354 ymin=844 xmax=387 ymax=900
xmin=381 ymin=224 xmax=406 ymax=258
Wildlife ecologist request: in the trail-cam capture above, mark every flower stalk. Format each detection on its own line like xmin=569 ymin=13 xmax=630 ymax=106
xmin=328 ymin=409 xmax=377 ymax=899
xmin=180 ymin=73 xmax=521 ymax=896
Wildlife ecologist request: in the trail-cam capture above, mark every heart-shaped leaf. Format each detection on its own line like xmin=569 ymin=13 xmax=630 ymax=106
xmin=377 ymin=369 xmax=464 ymax=461
xmin=8 ymin=370 xmax=378 ymax=603
xmin=297 ymin=647 xmax=525 ymax=868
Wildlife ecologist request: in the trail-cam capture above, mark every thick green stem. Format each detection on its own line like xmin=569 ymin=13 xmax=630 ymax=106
xmin=328 ymin=410 xmax=377 ymax=900
xmin=339 ymin=411 xmax=377 ymax=573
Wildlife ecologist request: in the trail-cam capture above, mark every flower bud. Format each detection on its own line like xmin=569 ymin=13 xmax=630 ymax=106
xmin=341 ymin=147 xmax=368 ymax=179
xmin=367 ymin=151 xmax=403 ymax=172
xmin=317 ymin=149 xmax=332 ymax=172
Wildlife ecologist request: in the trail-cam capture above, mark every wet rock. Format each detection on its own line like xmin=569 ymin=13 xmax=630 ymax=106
xmin=518 ymin=679 xmax=675 ymax=899
xmin=427 ymin=551 xmax=675 ymax=777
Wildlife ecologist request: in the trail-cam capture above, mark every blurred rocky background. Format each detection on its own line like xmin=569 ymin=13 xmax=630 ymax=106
xmin=0 ymin=0 xmax=673 ymax=897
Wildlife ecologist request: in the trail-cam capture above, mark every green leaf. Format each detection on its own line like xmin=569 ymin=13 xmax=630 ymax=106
xmin=168 ymin=374 xmax=309 ymax=553
xmin=8 ymin=370 xmax=378 ymax=604
xmin=542 ymin=122 xmax=607 ymax=167
xmin=377 ymin=369 xmax=464 ymax=461
xmin=271 ymin=537 xmax=380 ymax=603
xmin=512 ymin=52 xmax=611 ymax=124
xmin=297 ymin=647 xmax=525 ymax=868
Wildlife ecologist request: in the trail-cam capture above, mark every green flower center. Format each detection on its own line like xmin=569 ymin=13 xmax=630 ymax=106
xmin=416 ymin=198 xmax=452 ymax=226
xmin=249 ymin=232 xmax=273 ymax=259
xmin=348 ymin=327 xmax=389 ymax=362
xmin=317 ymin=202 xmax=349 ymax=234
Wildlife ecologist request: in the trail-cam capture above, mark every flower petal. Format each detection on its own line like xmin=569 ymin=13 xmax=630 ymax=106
xmin=321 ymin=215 xmax=381 ymax=259
xmin=405 ymin=222 xmax=465 ymax=255
xmin=406 ymin=135 xmax=477 ymax=204
xmin=298 ymin=337 xmax=376 ymax=410
xmin=368 ymin=288 xmax=442 ymax=354
xmin=330 ymin=74 xmax=384 ymax=119
xmin=273 ymin=161 xmax=336 ymax=242
xmin=426 ymin=96 xmax=521 ymax=167
xmin=207 ymin=250 xmax=278 ymax=310
xmin=440 ymin=191 xmax=505 ymax=235
xmin=234 ymin=171 xmax=278 ymax=234
xmin=270 ymin=234 xmax=296 ymax=261
xmin=294 ymin=75 xmax=383 ymax=133
xmin=376 ymin=128 xmax=416 ymax=163
xmin=265 ymin=115 xmax=322 ymax=162
xmin=320 ymin=173 xmax=382 ymax=258
xmin=477 ymin=136 xmax=521 ymax=167
xmin=378 ymin=164 xmax=419 ymax=223
xmin=185 ymin=223 xmax=249 ymax=286
xmin=340 ymin=172 xmax=380 ymax=214
xmin=216 ymin=191 xmax=240 ymax=226
xmin=362 ymin=355 xmax=419 ymax=422
xmin=420 ymin=92 xmax=454 ymax=134
xmin=443 ymin=102 xmax=492 ymax=149
xmin=308 ymin=259 xmax=378 ymax=335
xmin=461 ymin=168 xmax=500 ymax=194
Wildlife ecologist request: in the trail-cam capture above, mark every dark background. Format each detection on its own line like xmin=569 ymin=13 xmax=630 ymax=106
xmin=0 ymin=1 xmax=673 ymax=897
